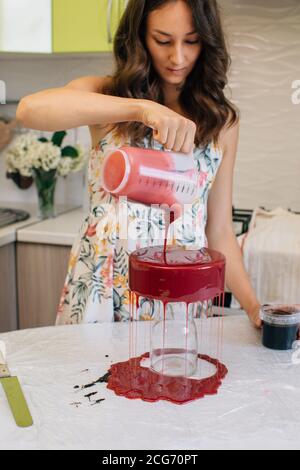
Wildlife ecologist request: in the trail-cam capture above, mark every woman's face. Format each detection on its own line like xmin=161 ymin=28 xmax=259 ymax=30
xmin=145 ymin=0 xmax=202 ymax=90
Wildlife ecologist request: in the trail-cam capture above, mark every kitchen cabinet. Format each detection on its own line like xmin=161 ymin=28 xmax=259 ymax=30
xmin=0 ymin=0 xmax=52 ymax=53
xmin=0 ymin=243 xmax=18 ymax=332
xmin=17 ymin=242 xmax=70 ymax=329
xmin=52 ymin=0 xmax=125 ymax=53
xmin=0 ymin=0 xmax=127 ymax=54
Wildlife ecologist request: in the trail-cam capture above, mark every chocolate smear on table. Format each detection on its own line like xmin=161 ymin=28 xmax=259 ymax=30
xmin=84 ymin=391 xmax=98 ymax=402
xmin=74 ymin=371 xmax=111 ymax=390
xmin=91 ymin=398 xmax=105 ymax=406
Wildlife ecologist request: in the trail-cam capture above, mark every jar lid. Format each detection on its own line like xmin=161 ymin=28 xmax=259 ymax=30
xmin=260 ymin=304 xmax=300 ymax=326
xmin=129 ymin=246 xmax=225 ymax=303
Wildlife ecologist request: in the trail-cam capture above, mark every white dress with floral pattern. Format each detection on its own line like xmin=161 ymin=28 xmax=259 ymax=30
xmin=55 ymin=128 xmax=223 ymax=325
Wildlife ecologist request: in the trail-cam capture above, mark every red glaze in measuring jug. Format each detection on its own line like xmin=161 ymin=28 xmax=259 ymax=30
xmin=101 ymin=146 xmax=199 ymax=216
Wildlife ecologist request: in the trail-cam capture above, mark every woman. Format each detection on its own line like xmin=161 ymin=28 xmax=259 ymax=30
xmin=17 ymin=0 xmax=262 ymax=327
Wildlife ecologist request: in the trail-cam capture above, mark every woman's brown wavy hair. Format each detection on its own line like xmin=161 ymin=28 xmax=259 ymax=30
xmin=102 ymin=0 xmax=239 ymax=148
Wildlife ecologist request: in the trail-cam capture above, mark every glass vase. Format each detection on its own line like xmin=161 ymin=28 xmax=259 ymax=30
xmin=150 ymin=301 xmax=198 ymax=377
xmin=33 ymin=168 xmax=57 ymax=220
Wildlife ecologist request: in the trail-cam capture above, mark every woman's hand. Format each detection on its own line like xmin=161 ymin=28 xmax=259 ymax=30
xmin=247 ymin=303 xmax=262 ymax=329
xmin=138 ymin=99 xmax=196 ymax=154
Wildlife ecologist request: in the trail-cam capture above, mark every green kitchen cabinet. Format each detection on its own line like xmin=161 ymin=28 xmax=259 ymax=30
xmin=52 ymin=0 xmax=125 ymax=53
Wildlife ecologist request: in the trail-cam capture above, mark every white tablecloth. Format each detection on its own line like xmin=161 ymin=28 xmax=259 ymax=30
xmin=0 ymin=312 xmax=300 ymax=450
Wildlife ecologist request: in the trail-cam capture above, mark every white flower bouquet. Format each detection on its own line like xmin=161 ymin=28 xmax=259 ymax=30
xmin=5 ymin=130 xmax=86 ymax=178
xmin=5 ymin=130 xmax=87 ymax=218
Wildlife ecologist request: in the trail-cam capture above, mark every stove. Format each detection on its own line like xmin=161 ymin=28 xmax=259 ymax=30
xmin=0 ymin=207 xmax=30 ymax=228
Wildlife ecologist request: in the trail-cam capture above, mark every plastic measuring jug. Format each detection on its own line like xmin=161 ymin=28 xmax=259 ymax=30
xmin=101 ymin=146 xmax=199 ymax=212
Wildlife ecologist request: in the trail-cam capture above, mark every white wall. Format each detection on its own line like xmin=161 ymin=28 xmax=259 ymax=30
xmin=221 ymin=0 xmax=300 ymax=211
xmin=0 ymin=0 xmax=299 ymax=211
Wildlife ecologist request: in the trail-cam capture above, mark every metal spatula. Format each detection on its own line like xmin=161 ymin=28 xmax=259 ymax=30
xmin=0 ymin=345 xmax=33 ymax=428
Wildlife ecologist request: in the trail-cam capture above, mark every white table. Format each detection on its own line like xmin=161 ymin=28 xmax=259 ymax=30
xmin=0 ymin=313 xmax=300 ymax=450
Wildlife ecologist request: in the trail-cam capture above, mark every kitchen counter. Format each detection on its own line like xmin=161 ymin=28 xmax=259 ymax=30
xmin=17 ymin=206 xmax=88 ymax=246
xmin=1 ymin=202 xmax=245 ymax=249
xmin=0 ymin=313 xmax=300 ymax=450
xmin=0 ymin=201 xmax=39 ymax=247
xmin=0 ymin=202 xmax=82 ymax=247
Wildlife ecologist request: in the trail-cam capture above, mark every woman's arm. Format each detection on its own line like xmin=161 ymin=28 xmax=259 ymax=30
xmin=16 ymin=75 xmax=144 ymax=132
xmin=205 ymin=119 xmax=261 ymax=327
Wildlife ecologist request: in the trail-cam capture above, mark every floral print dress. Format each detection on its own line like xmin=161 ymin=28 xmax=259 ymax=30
xmin=55 ymin=127 xmax=223 ymax=325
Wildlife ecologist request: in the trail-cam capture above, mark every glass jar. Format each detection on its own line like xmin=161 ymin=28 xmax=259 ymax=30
xmin=129 ymin=245 xmax=226 ymax=378
xmin=150 ymin=301 xmax=198 ymax=377
xmin=260 ymin=304 xmax=300 ymax=350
